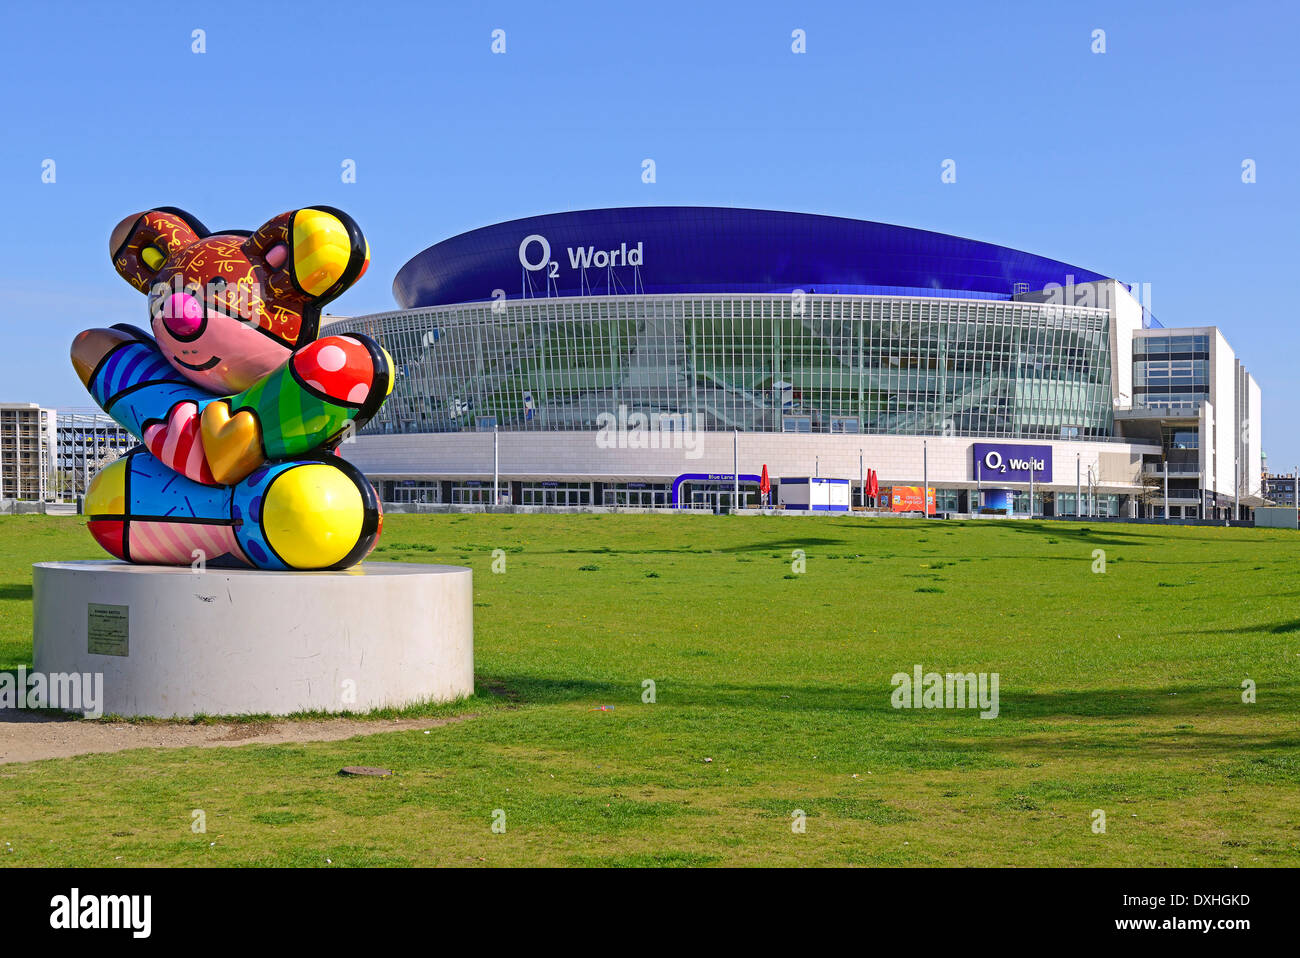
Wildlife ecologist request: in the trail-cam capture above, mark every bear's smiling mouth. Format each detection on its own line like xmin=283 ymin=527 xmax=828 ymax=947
xmin=174 ymin=355 xmax=221 ymax=371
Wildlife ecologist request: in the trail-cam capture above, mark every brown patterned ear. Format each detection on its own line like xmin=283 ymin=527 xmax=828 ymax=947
xmin=110 ymin=208 xmax=209 ymax=293
xmin=243 ymin=211 xmax=297 ymax=301
xmin=242 ymin=206 xmax=370 ymax=348
xmin=244 ymin=211 xmax=294 ymax=262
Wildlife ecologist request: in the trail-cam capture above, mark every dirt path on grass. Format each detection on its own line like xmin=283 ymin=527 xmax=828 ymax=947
xmin=0 ymin=713 xmax=475 ymax=765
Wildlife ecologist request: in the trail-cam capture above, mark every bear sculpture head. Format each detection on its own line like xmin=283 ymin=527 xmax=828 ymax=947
xmin=109 ymin=206 xmax=369 ymax=394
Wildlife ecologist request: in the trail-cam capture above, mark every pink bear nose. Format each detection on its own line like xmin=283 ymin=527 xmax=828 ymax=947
xmin=160 ymin=293 xmax=205 ymax=337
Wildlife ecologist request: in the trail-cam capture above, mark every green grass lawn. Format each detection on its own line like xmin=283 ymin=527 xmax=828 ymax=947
xmin=1 ymin=512 xmax=1298 ymax=867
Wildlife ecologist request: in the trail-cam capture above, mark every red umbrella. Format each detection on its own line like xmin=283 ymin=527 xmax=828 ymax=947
xmin=760 ymin=464 xmax=770 ymax=504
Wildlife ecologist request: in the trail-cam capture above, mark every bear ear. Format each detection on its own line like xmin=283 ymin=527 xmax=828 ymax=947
xmin=245 ymin=206 xmax=368 ymax=304
xmin=110 ymin=208 xmax=209 ymax=293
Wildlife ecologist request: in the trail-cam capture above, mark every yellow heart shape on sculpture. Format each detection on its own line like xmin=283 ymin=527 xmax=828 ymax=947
xmin=200 ymin=402 xmax=265 ymax=485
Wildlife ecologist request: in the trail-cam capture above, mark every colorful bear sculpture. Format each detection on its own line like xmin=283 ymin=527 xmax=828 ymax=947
xmin=72 ymin=206 xmax=393 ymax=570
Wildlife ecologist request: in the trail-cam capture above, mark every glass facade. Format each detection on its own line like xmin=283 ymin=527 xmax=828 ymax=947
xmin=56 ymin=411 xmax=133 ymax=497
xmin=1132 ymin=334 xmax=1210 ymax=412
xmin=384 ymin=480 xmax=442 ymax=503
xmin=603 ymin=483 xmax=670 ymax=507
xmin=519 ymin=482 xmax=591 ymax=506
xmin=334 ymin=293 xmax=1114 ymax=439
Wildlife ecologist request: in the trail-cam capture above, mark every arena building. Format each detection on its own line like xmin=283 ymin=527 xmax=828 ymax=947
xmin=328 ymin=207 xmax=1263 ymax=518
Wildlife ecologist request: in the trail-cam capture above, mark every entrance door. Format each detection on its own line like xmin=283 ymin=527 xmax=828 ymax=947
xmin=685 ymin=484 xmax=755 ymax=511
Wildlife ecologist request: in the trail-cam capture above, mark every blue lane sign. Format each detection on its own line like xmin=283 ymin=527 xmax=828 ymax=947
xmin=973 ymin=443 xmax=1053 ymax=483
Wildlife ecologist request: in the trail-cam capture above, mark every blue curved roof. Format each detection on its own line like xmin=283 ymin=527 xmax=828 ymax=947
xmin=392 ymin=207 xmax=1109 ymax=309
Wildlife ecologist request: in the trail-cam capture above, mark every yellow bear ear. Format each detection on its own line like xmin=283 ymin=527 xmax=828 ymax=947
xmin=110 ymin=207 xmax=208 ymax=293
xmin=140 ymin=245 xmax=166 ymax=270
xmin=291 ymin=207 xmax=367 ymax=298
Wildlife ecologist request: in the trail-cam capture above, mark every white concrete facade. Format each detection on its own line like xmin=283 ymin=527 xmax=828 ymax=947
xmin=0 ymin=402 xmax=56 ymax=501
xmin=1127 ymin=323 xmax=1263 ymax=513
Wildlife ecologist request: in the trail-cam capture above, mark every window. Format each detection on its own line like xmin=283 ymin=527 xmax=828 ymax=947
xmin=386 ymin=481 xmax=441 ymax=504
xmin=450 ymin=483 xmax=491 ymax=504
xmin=603 ymin=483 xmax=669 ymax=507
xmin=1162 ymin=427 xmax=1199 ymax=450
xmin=520 ymin=482 xmax=592 ymax=506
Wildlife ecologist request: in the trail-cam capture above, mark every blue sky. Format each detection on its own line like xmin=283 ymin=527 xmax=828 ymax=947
xmin=2 ymin=1 xmax=1296 ymax=464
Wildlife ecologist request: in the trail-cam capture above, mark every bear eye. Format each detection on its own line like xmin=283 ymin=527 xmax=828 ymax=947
xmin=265 ymin=243 xmax=288 ymax=269
xmin=141 ymin=245 xmax=167 ymax=270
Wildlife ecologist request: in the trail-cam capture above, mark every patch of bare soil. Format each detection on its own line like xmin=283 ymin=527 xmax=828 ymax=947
xmin=0 ymin=712 xmax=475 ymax=765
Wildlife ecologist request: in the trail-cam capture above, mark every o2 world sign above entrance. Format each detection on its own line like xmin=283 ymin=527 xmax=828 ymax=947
xmin=972 ymin=443 xmax=1053 ymax=483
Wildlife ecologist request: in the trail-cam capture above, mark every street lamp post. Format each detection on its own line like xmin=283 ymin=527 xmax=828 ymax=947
xmin=733 ymin=430 xmax=739 ymax=511
xmin=923 ymin=440 xmax=932 ymax=518
xmin=1163 ymin=459 xmax=1169 ymax=521
xmin=1234 ymin=455 xmax=1239 ymax=521
xmin=492 ymin=424 xmax=499 ymax=509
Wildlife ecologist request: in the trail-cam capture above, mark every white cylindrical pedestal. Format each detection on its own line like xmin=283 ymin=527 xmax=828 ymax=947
xmin=32 ymin=560 xmax=473 ymax=719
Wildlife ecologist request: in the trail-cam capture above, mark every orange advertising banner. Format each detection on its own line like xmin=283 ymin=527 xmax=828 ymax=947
xmin=884 ymin=486 xmax=936 ymax=515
